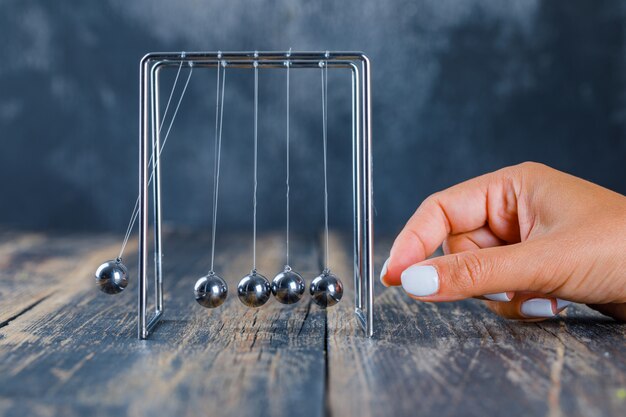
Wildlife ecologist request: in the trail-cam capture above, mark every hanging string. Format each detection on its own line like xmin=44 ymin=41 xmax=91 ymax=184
xmin=117 ymin=62 xmax=194 ymax=260
xmin=116 ymin=61 xmax=183 ymax=261
xmin=210 ymin=62 xmax=226 ymax=273
xmin=285 ymin=59 xmax=291 ymax=268
xmin=252 ymin=60 xmax=259 ymax=272
xmin=320 ymin=61 xmax=330 ymax=272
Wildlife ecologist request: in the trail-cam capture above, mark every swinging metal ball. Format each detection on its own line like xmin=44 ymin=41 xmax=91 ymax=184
xmin=194 ymin=273 xmax=228 ymax=309
xmin=310 ymin=271 xmax=343 ymax=308
xmin=271 ymin=268 xmax=305 ymax=304
xmin=95 ymin=259 xmax=129 ymax=294
xmin=237 ymin=271 xmax=271 ymax=308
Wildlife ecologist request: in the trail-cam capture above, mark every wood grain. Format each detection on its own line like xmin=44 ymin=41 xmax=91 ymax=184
xmin=327 ymin=235 xmax=626 ymax=417
xmin=0 ymin=230 xmax=624 ymax=417
xmin=0 ymin=230 xmax=325 ymax=417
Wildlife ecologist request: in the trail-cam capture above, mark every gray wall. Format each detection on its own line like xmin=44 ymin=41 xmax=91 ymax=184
xmin=1 ymin=0 xmax=625 ymax=236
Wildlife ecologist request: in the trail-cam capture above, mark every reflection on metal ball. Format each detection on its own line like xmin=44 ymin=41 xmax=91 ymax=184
xmin=237 ymin=271 xmax=271 ymax=308
xmin=194 ymin=272 xmax=228 ymax=308
xmin=271 ymin=267 xmax=305 ymax=304
xmin=95 ymin=259 xmax=129 ymax=294
xmin=310 ymin=270 xmax=343 ymax=308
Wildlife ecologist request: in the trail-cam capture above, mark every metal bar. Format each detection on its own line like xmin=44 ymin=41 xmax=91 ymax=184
xmin=355 ymin=308 xmax=367 ymax=331
xmin=149 ymin=61 xmax=358 ymax=71
xmin=153 ymin=66 xmax=164 ymax=314
xmin=354 ymin=65 xmax=368 ymax=335
xmin=146 ymin=309 xmax=163 ymax=334
xmin=362 ymin=57 xmax=374 ymax=338
xmin=138 ymin=57 xmax=150 ymax=339
xmin=351 ymin=68 xmax=361 ymax=311
xmin=351 ymin=66 xmax=364 ymax=313
xmin=143 ymin=51 xmax=368 ymax=62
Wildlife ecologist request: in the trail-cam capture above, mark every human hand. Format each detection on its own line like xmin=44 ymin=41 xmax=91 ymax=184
xmin=380 ymin=162 xmax=626 ymax=321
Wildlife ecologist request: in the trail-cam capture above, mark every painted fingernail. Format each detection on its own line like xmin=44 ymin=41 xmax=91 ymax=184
xmin=556 ymin=298 xmax=572 ymax=310
xmin=401 ymin=265 xmax=439 ymax=297
xmin=521 ymin=298 xmax=555 ymax=318
xmin=379 ymin=257 xmax=390 ymax=287
xmin=484 ymin=292 xmax=512 ymax=302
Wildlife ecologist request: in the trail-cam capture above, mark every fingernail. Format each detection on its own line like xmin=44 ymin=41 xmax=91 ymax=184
xmin=556 ymin=298 xmax=572 ymax=310
xmin=401 ymin=265 xmax=439 ymax=297
xmin=484 ymin=292 xmax=512 ymax=302
xmin=379 ymin=257 xmax=390 ymax=287
xmin=521 ymin=298 xmax=555 ymax=318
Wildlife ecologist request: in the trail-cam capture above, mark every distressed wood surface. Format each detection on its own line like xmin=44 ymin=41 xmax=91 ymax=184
xmin=0 ymin=230 xmax=625 ymax=417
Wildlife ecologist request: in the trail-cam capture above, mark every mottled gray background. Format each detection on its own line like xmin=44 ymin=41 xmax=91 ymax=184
xmin=1 ymin=0 xmax=625 ymax=236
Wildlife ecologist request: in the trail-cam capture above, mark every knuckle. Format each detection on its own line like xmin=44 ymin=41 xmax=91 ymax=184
xmin=449 ymin=251 xmax=485 ymax=292
xmin=420 ymin=192 xmax=441 ymax=211
xmin=517 ymin=161 xmax=543 ymax=170
xmin=515 ymin=161 xmax=549 ymax=176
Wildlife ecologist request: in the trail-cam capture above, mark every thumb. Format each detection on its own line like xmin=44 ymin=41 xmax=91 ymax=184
xmin=400 ymin=242 xmax=550 ymax=302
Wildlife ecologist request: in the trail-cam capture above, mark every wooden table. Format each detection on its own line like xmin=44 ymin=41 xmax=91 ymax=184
xmin=0 ymin=229 xmax=624 ymax=417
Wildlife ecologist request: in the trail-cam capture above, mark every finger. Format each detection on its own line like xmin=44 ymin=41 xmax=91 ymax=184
xmin=587 ymin=303 xmax=626 ymax=322
xmin=443 ymin=227 xmax=513 ymax=302
xmin=399 ymin=239 xmax=560 ymax=302
xmin=484 ymin=292 xmax=572 ymax=320
xmin=383 ymin=166 xmax=523 ymax=286
xmin=443 ymin=226 xmax=505 ymax=255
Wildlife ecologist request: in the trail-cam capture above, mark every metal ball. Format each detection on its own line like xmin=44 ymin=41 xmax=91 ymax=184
xmin=194 ymin=272 xmax=228 ymax=309
xmin=237 ymin=271 xmax=271 ymax=308
xmin=271 ymin=268 xmax=305 ymax=304
xmin=95 ymin=259 xmax=128 ymax=294
xmin=309 ymin=271 xmax=343 ymax=308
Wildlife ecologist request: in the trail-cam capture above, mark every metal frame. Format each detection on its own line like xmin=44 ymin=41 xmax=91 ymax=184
xmin=138 ymin=51 xmax=374 ymax=339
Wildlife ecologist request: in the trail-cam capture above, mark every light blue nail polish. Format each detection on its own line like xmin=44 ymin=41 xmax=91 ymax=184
xmin=521 ymin=298 xmax=555 ymax=318
xmin=484 ymin=292 xmax=512 ymax=302
xmin=401 ymin=265 xmax=438 ymax=297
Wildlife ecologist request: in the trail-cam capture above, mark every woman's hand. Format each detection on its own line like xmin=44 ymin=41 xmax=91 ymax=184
xmin=380 ymin=162 xmax=626 ymax=321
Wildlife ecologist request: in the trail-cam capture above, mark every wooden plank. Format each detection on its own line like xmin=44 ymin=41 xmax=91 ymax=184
xmin=1 ymin=231 xmax=625 ymax=417
xmin=0 ymin=230 xmax=126 ymax=326
xmin=0 ymin=231 xmax=327 ymax=417
xmin=326 ymin=234 xmax=626 ymax=417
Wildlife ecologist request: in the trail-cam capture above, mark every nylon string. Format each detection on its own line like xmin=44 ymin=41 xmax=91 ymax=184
xmin=321 ymin=62 xmax=330 ymax=271
xmin=210 ymin=63 xmax=226 ymax=273
xmin=118 ymin=63 xmax=193 ymax=260
xmin=252 ymin=62 xmax=259 ymax=272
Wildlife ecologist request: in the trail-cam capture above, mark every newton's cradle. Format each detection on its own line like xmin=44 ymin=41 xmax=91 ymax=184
xmin=94 ymin=51 xmax=374 ymax=339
